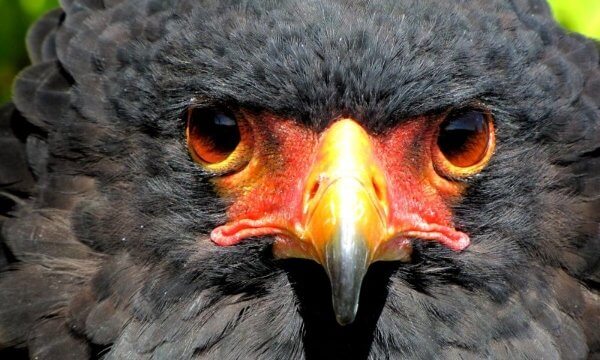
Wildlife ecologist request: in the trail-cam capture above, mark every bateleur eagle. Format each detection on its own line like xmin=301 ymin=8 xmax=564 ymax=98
xmin=0 ymin=0 xmax=599 ymax=359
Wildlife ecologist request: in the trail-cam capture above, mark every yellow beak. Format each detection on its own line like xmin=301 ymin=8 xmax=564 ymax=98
xmin=274 ymin=119 xmax=410 ymax=325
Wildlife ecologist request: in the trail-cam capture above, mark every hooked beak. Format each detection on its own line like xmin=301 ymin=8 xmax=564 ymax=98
xmin=311 ymin=177 xmax=382 ymax=325
xmin=273 ymin=119 xmax=411 ymax=325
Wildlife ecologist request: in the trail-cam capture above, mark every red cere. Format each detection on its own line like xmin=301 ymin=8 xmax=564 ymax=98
xmin=210 ymin=116 xmax=318 ymax=244
xmin=211 ymin=219 xmax=290 ymax=246
xmin=209 ymin=115 xmax=471 ymax=255
xmin=372 ymin=118 xmax=470 ymax=250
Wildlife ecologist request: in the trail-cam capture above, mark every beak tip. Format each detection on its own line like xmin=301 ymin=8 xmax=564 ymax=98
xmin=335 ymin=312 xmax=357 ymax=326
xmin=331 ymin=293 xmax=359 ymax=325
xmin=331 ymin=285 xmax=362 ymax=325
xmin=325 ymin=232 xmax=369 ymax=327
xmin=329 ymin=269 xmax=363 ymax=326
xmin=329 ymin=273 xmax=362 ymax=326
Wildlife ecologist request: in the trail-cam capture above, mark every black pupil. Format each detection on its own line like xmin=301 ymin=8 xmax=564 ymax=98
xmin=188 ymin=108 xmax=240 ymax=160
xmin=437 ymin=110 xmax=488 ymax=166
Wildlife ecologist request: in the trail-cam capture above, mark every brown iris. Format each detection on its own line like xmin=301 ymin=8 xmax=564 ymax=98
xmin=185 ymin=106 xmax=254 ymax=173
xmin=186 ymin=107 xmax=241 ymax=164
xmin=433 ymin=109 xmax=495 ymax=177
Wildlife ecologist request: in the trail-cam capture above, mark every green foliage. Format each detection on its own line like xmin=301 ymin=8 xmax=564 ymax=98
xmin=548 ymin=0 xmax=600 ymax=40
xmin=0 ymin=0 xmax=598 ymax=103
xmin=0 ymin=0 xmax=58 ymax=102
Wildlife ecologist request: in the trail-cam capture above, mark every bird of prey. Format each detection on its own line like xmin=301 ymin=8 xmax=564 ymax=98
xmin=0 ymin=0 xmax=598 ymax=358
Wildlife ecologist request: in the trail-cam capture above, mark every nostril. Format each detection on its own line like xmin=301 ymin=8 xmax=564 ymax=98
xmin=372 ymin=175 xmax=384 ymax=202
xmin=308 ymin=178 xmax=321 ymax=201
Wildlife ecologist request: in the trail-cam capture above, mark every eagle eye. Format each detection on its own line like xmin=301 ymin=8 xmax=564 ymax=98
xmin=186 ymin=107 xmax=241 ymax=165
xmin=433 ymin=109 xmax=495 ymax=177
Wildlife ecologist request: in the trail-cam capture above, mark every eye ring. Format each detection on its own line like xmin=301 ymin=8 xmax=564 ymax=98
xmin=186 ymin=106 xmax=253 ymax=173
xmin=432 ymin=108 xmax=495 ymax=179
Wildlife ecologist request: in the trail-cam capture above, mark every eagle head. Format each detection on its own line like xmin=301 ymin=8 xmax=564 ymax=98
xmin=0 ymin=0 xmax=598 ymax=358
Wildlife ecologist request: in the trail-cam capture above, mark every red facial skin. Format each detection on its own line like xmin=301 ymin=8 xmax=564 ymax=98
xmin=370 ymin=118 xmax=470 ymax=251
xmin=203 ymin=114 xmax=479 ymax=263
xmin=210 ymin=115 xmax=317 ymax=248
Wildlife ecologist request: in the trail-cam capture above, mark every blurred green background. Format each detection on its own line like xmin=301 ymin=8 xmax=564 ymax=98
xmin=0 ymin=0 xmax=599 ymax=103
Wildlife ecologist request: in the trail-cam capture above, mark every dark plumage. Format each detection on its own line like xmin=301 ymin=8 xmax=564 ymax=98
xmin=0 ymin=0 xmax=599 ymax=359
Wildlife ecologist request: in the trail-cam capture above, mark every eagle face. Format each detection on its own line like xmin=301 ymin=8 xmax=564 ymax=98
xmin=0 ymin=0 xmax=598 ymax=359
